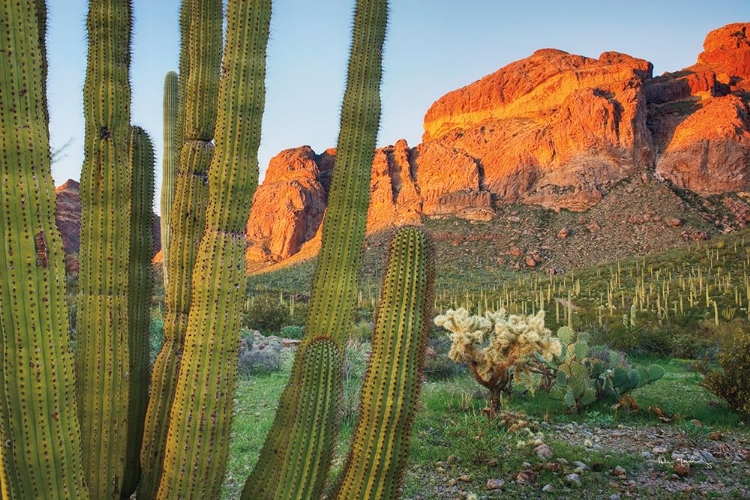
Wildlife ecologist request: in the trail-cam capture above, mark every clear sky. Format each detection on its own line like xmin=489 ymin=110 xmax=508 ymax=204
xmin=46 ymin=1 xmax=749 ymax=213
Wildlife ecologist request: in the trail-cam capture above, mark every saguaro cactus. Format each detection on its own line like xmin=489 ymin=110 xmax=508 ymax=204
xmin=155 ymin=0 xmax=271 ymax=497
xmin=0 ymin=1 xmax=88 ymax=497
xmin=75 ymin=0 xmax=135 ymax=496
xmin=160 ymin=71 xmax=178 ymax=288
xmin=242 ymin=0 xmax=388 ymax=496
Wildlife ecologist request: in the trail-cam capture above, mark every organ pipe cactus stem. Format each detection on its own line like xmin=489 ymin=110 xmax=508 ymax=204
xmin=155 ymin=0 xmax=270 ymax=497
xmin=75 ymin=0 xmax=134 ymax=497
xmin=242 ymin=0 xmax=387 ymax=496
xmin=121 ymin=125 xmax=155 ymax=498
xmin=160 ymin=70 xmax=178 ymax=289
xmin=333 ymin=227 xmax=435 ymax=500
xmin=0 ymin=0 xmax=88 ymax=497
xmin=138 ymin=1 xmax=222 ymax=497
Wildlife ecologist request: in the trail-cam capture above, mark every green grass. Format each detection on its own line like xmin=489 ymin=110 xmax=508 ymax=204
xmin=220 ymin=344 xmax=749 ymax=499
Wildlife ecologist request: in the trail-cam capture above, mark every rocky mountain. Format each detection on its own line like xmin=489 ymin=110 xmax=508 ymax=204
xmin=54 ymin=179 xmax=161 ymax=273
xmin=245 ymin=23 xmax=750 ymax=271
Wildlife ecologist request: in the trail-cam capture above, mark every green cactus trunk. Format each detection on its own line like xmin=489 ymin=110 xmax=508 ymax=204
xmin=75 ymin=0 xmax=135 ymax=497
xmin=138 ymin=2 xmax=223 ymax=497
xmin=333 ymin=227 xmax=435 ymax=500
xmin=242 ymin=0 xmax=387 ymax=497
xmin=160 ymin=71 xmax=178 ymax=289
xmin=0 ymin=1 xmax=88 ymax=497
xmin=121 ymin=126 xmax=155 ymax=498
xmin=155 ymin=0 xmax=270 ymax=497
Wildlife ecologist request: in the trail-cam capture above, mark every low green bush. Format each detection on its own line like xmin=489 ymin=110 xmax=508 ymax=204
xmin=699 ymin=328 xmax=750 ymax=415
xmin=242 ymin=294 xmax=290 ymax=335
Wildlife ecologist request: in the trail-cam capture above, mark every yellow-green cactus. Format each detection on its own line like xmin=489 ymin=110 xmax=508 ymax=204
xmin=0 ymin=1 xmax=88 ymax=497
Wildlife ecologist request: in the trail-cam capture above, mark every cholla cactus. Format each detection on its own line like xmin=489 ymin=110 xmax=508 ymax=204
xmin=434 ymin=308 xmax=562 ymax=414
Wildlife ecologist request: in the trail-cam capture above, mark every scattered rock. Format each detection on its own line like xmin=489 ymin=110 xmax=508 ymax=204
xmin=674 ymin=461 xmax=691 ymax=477
xmin=535 ymin=443 xmax=554 ymax=460
xmin=666 ymin=217 xmax=682 ymax=227
xmin=565 ymin=473 xmax=581 ymax=485
xmin=525 ymin=255 xmax=538 ymax=267
xmin=614 ymin=466 xmax=627 ymax=477
xmin=586 ymin=222 xmax=601 ymax=232
xmin=484 ymin=478 xmax=504 ymax=491
xmin=509 ymin=246 xmax=524 ymax=257
xmin=557 ymin=228 xmax=571 ymax=238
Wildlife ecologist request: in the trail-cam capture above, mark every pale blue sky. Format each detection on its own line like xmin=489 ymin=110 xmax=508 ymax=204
xmin=46 ymin=1 xmax=749 ymax=213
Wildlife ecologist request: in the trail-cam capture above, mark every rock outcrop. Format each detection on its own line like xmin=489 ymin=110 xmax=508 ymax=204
xmin=54 ymin=179 xmax=161 ymax=273
xmin=245 ymin=22 xmax=750 ymax=266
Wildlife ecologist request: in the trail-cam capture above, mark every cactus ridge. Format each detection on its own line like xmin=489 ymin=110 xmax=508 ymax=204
xmin=122 ymin=126 xmax=155 ymax=497
xmin=156 ymin=0 xmax=271 ymax=497
xmin=333 ymin=227 xmax=435 ymax=500
xmin=75 ymin=0 xmax=135 ymax=496
xmin=160 ymin=71 xmax=179 ymax=289
xmin=0 ymin=1 xmax=88 ymax=496
xmin=244 ymin=2 xmax=387 ymax=492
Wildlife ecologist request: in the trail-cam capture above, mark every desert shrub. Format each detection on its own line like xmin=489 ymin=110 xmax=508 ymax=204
xmin=422 ymin=336 xmax=463 ymax=380
xmin=348 ymin=320 xmax=374 ymax=342
xmin=434 ymin=307 xmax=562 ymax=414
xmin=149 ymin=314 xmax=164 ymax=366
xmin=342 ymin=338 xmax=371 ymax=424
xmin=280 ymin=325 xmax=304 ymax=339
xmin=237 ymin=336 xmax=283 ymax=377
xmin=242 ymin=294 xmax=290 ymax=335
xmin=699 ymin=329 xmax=750 ymax=415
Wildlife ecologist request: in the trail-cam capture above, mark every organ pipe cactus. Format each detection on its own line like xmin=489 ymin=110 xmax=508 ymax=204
xmin=122 ymin=126 xmax=155 ymax=497
xmin=242 ymin=0 xmax=387 ymax=495
xmin=333 ymin=227 xmax=435 ymax=500
xmin=155 ymin=0 xmax=270 ymax=497
xmin=160 ymin=71 xmax=178 ymax=288
xmin=138 ymin=1 xmax=221 ymax=496
xmin=75 ymin=0 xmax=135 ymax=496
xmin=0 ymin=1 xmax=88 ymax=497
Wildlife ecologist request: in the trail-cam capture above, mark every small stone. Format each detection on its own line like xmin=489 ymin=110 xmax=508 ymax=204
xmin=542 ymin=484 xmax=554 ymax=493
xmin=565 ymin=473 xmax=581 ymax=485
xmin=652 ymin=446 xmax=668 ymax=455
xmin=525 ymin=255 xmax=537 ymax=267
xmin=516 ymin=470 xmax=536 ymax=484
xmin=486 ymin=458 xmax=499 ymax=467
xmin=485 ymin=478 xmax=504 ymax=491
xmin=446 ymin=478 xmax=457 ymax=486
xmin=641 ymin=451 xmax=654 ymax=459
xmin=509 ymin=246 xmax=524 ymax=257
xmin=557 ymin=228 xmax=570 ymax=238
xmin=609 ymin=495 xmax=621 ymax=500
xmin=572 ymin=461 xmax=588 ymax=471
xmin=613 ymin=466 xmax=626 ymax=477
xmin=709 ymin=431 xmax=724 ymax=441
xmin=557 ymin=458 xmax=569 ymax=465
xmin=522 ymin=461 xmax=532 ymax=469
xmin=586 ymin=222 xmax=601 ymax=232
xmin=666 ymin=217 xmax=682 ymax=227
xmin=447 ymin=455 xmax=458 ymax=463
xmin=535 ymin=444 xmax=554 ymax=460
xmin=458 ymin=474 xmax=472 ymax=482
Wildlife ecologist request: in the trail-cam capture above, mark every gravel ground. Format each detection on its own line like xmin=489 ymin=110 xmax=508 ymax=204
xmin=403 ymin=421 xmax=750 ymax=499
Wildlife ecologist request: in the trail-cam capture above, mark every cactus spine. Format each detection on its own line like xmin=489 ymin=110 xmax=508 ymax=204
xmin=75 ymin=0 xmax=136 ymax=496
xmin=155 ymin=0 xmax=270 ymax=497
xmin=333 ymin=227 xmax=435 ymax=500
xmin=160 ymin=71 xmax=178 ymax=288
xmin=138 ymin=2 xmax=222 ymax=496
xmin=122 ymin=126 xmax=155 ymax=497
xmin=242 ymin=0 xmax=387 ymax=496
xmin=0 ymin=1 xmax=88 ymax=497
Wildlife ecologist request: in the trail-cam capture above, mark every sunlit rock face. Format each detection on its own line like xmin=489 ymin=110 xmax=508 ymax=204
xmin=238 ymin=23 xmax=750 ymax=264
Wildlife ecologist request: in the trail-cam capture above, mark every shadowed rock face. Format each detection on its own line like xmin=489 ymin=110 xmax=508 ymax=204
xmin=54 ymin=179 xmax=161 ymax=273
xmin=243 ymin=23 xmax=750 ymax=265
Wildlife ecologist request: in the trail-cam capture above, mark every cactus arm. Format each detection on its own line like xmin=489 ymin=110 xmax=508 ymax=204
xmin=155 ymin=0 xmax=270 ymax=497
xmin=333 ymin=227 xmax=435 ymax=500
xmin=0 ymin=1 xmax=89 ymax=497
xmin=139 ymin=1 xmax=222 ymax=496
xmin=160 ymin=71 xmax=178 ymax=288
xmin=75 ymin=0 xmax=134 ymax=496
xmin=121 ymin=126 xmax=155 ymax=498
xmin=242 ymin=1 xmax=387 ymax=495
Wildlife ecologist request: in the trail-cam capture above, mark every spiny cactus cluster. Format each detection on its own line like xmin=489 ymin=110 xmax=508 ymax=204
xmin=2 ymin=0 xmax=435 ymax=499
xmin=434 ymin=308 xmax=562 ymax=412
xmin=548 ymin=326 xmax=664 ymax=412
